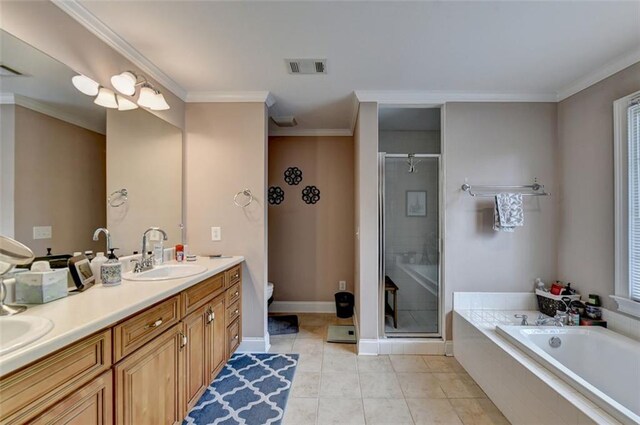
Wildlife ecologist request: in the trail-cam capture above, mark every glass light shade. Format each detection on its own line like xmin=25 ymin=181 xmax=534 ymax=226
xmin=94 ymin=87 xmax=118 ymax=108
xmin=137 ymin=85 xmax=157 ymax=108
xmin=71 ymin=74 xmax=99 ymax=96
xmin=150 ymin=92 xmax=170 ymax=110
xmin=111 ymin=71 xmax=137 ymax=96
xmin=116 ymin=95 xmax=138 ymax=111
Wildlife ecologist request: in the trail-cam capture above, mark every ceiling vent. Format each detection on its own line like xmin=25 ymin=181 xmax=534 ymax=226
xmin=0 ymin=64 xmax=23 ymax=76
xmin=286 ymin=59 xmax=327 ymax=75
xmin=271 ymin=116 xmax=298 ymax=127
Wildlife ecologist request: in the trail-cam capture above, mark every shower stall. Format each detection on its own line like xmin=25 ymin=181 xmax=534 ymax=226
xmin=378 ymin=107 xmax=442 ymax=337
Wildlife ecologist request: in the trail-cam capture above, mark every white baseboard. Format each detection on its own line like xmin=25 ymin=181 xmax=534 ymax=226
xmin=237 ymin=337 xmax=270 ymax=353
xmin=445 ymin=340 xmax=454 ymax=357
xmin=378 ymin=338 xmax=446 ymax=355
xmin=269 ymin=301 xmax=336 ymax=314
xmin=358 ymin=339 xmax=379 ymax=355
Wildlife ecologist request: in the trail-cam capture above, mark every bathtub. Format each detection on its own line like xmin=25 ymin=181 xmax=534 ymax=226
xmin=497 ymin=325 xmax=640 ymax=425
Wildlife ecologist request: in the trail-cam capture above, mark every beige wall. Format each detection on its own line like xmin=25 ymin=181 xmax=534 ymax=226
xmin=444 ymin=102 xmax=558 ymax=339
xmin=354 ymin=102 xmax=380 ymax=341
xmin=106 ymin=108 xmax=183 ymax=255
xmin=185 ymin=102 xmax=268 ymax=344
xmin=557 ymin=62 xmax=640 ymax=311
xmin=14 ymin=105 xmax=106 ymax=255
xmin=268 ymin=136 xmax=354 ymax=302
xmin=0 ymin=1 xmax=185 ymax=129
xmin=0 ymin=104 xmax=15 ymax=237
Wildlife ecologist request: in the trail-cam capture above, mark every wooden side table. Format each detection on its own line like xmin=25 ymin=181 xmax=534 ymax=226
xmin=384 ymin=275 xmax=399 ymax=329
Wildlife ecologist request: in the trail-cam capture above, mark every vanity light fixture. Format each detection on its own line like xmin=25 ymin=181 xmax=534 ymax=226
xmin=71 ymin=74 xmax=99 ymax=96
xmin=116 ymin=95 xmax=138 ymax=111
xmin=94 ymin=87 xmax=118 ymax=109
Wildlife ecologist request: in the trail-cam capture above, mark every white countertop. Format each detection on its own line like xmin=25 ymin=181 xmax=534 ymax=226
xmin=0 ymin=256 xmax=244 ymax=376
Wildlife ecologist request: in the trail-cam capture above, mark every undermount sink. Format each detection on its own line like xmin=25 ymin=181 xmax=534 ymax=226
xmin=0 ymin=316 xmax=53 ymax=356
xmin=122 ymin=264 xmax=207 ymax=281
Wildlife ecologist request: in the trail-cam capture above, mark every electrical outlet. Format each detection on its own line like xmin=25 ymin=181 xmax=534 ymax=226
xmin=339 ymin=280 xmax=346 ymax=291
xmin=33 ymin=226 xmax=52 ymax=240
xmin=211 ymin=227 xmax=221 ymax=241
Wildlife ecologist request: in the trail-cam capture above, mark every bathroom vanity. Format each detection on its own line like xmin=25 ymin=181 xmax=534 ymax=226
xmin=0 ymin=257 xmax=243 ymax=425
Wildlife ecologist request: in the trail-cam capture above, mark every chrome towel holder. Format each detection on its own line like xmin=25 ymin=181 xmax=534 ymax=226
xmin=108 ymin=188 xmax=128 ymax=207
xmin=461 ymin=179 xmax=550 ymax=197
xmin=234 ymin=189 xmax=254 ymax=207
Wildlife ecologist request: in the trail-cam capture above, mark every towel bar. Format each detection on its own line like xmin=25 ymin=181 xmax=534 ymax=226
xmin=461 ymin=180 xmax=550 ymax=197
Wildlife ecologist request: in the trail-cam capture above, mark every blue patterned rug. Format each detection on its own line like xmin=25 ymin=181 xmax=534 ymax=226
xmin=183 ymin=353 xmax=298 ymax=425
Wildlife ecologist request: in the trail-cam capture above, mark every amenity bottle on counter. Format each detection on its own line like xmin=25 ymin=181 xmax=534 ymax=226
xmin=90 ymin=252 xmax=108 ymax=284
xmin=101 ymin=249 xmax=121 ymax=287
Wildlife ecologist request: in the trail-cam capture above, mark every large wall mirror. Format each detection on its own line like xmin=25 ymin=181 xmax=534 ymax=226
xmin=0 ymin=30 xmax=183 ymax=257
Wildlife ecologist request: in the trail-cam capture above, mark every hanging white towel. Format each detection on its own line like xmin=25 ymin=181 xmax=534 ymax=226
xmin=494 ymin=193 xmax=524 ymax=232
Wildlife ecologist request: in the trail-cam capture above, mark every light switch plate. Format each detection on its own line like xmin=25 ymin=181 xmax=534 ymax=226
xmin=211 ymin=227 xmax=221 ymax=241
xmin=33 ymin=226 xmax=52 ymax=240
xmin=339 ymin=281 xmax=346 ymax=291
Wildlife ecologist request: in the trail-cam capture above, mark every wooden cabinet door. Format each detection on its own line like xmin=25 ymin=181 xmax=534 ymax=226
xmin=30 ymin=370 xmax=113 ymax=425
xmin=183 ymin=305 xmax=208 ymax=412
xmin=207 ymin=294 xmax=226 ymax=382
xmin=114 ymin=324 xmax=185 ymax=425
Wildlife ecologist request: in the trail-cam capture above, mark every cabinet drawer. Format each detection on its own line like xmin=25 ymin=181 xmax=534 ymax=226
xmin=113 ymin=295 xmax=180 ymax=362
xmin=0 ymin=329 xmax=111 ymax=425
xmin=227 ymin=319 xmax=241 ymax=355
xmin=226 ymin=283 xmax=241 ymax=306
xmin=181 ymin=272 xmax=225 ymax=317
xmin=225 ymin=300 xmax=241 ymax=326
xmin=29 ymin=370 xmax=113 ymax=425
xmin=226 ymin=265 xmax=241 ymax=287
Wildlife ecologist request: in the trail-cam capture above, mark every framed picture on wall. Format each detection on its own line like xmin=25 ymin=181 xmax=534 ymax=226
xmin=406 ymin=191 xmax=427 ymax=217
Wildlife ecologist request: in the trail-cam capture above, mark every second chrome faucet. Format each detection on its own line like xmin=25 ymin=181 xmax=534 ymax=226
xmin=131 ymin=227 xmax=168 ymax=273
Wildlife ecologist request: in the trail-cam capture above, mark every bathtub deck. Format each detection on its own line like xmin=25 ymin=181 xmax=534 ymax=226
xmin=453 ymin=307 xmax=622 ymax=425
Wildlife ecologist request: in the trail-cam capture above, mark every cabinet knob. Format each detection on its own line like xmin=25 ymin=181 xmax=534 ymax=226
xmin=234 ymin=291 xmax=239 ymax=297
xmin=145 ymin=318 xmax=163 ymax=329
xmin=234 ymin=309 xmax=239 ymax=315
xmin=234 ymin=335 xmax=239 ymax=340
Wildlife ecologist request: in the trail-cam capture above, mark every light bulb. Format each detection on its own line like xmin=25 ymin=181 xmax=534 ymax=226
xmin=72 ymin=74 xmax=99 ymax=96
xmin=94 ymin=87 xmax=118 ymax=108
xmin=111 ymin=71 xmax=137 ymax=96
xmin=116 ymin=95 xmax=138 ymax=111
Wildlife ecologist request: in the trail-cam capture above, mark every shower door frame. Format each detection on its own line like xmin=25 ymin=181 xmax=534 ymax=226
xmin=379 ymin=152 xmax=443 ymax=338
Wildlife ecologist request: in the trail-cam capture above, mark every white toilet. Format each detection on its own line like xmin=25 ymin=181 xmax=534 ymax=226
xmin=267 ymin=281 xmax=275 ymax=306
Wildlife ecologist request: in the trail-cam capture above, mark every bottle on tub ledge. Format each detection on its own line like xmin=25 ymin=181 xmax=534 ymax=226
xmin=581 ymin=293 xmax=607 ymax=327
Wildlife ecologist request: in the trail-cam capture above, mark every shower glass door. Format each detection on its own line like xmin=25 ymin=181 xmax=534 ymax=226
xmin=380 ymin=153 xmax=440 ymax=336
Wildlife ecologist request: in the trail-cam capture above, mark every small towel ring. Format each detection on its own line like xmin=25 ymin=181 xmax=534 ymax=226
xmin=234 ymin=189 xmax=254 ymax=208
xmin=108 ymin=189 xmax=128 ymax=207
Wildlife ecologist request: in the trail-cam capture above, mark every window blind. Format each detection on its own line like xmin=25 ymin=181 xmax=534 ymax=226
xmin=628 ymin=96 xmax=640 ymax=301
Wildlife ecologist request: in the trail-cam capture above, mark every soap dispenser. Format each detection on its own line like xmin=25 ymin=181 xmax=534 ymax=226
xmin=101 ymin=248 xmax=121 ymax=287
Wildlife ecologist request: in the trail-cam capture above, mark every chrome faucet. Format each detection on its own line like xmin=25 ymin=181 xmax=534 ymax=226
xmin=92 ymin=228 xmax=112 ymax=253
xmin=535 ymin=314 xmax=564 ymax=327
xmin=131 ymin=227 xmax=168 ymax=273
xmin=514 ymin=314 xmax=529 ymax=326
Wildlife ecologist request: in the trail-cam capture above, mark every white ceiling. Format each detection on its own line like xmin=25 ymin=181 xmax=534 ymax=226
xmin=72 ymin=1 xmax=640 ymax=134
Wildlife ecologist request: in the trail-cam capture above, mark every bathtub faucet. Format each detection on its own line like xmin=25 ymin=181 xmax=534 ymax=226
xmin=514 ymin=314 xmax=529 ymax=325
xmin=535 ymin=314 xmax=564 ymax=327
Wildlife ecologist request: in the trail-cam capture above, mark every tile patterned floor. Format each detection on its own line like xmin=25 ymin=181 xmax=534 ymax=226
xmin=268 ymin=313 xmax=510 ymax=425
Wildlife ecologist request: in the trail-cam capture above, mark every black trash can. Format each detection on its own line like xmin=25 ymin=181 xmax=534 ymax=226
xmin=334 ymin=292 xmax=354 ymax=319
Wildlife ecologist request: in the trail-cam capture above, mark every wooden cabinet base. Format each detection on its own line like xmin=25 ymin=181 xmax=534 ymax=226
xmin=30 ymin=370 xmax=113 ymax=425
xmin=114 ymin=325 xmax=185 ymax=425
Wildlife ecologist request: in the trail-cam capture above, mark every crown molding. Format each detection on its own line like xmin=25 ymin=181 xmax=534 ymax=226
xmin=186 ymin=91 xmax=276 ymax=106
xmin=349 ymin=92 xmax=360 ymax=134
xmin=269 ymin=128 xmax=353 ymax=137
xmin=2 ymin=93 xmax=105 ymax=134
xmin=556 ymin=48 xmax=640 ymax=102
xmin=0 ymin=93 xmax=15 ymax=104
xmin=354 ymin=90 xmax=557 ymax=104
xmin=52 ymin=0 xmax=187 ymax=100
